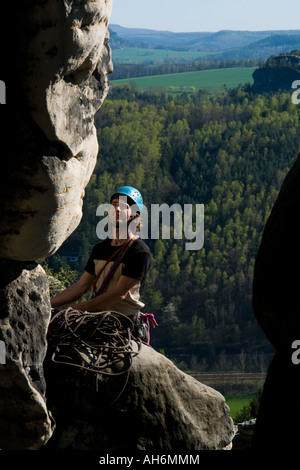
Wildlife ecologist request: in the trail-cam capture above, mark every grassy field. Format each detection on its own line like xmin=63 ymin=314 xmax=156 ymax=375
xmin=191 ymin=372 xmax=264 ymax=422
xmin=110 ymin=67 xmax=256 ymax=92
xmin=225 ymin=395 xmax=254 ymax=422
xmin=111 ymin=47 xmax=216 ymax=64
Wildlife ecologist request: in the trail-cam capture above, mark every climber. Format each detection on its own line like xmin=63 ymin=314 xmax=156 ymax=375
xmin=50 ymin=186 xmax=152 ymax=321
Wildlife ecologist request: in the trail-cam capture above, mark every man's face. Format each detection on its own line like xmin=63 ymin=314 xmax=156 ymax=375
xmin=110 ymin=196 xmax=132 ymax=228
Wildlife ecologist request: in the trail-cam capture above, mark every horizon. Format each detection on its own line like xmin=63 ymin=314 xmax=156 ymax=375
xmin=110 ymin=0 xmax=300 ymax=33
xmin=110 ymin=23 xmax=300 ymax=35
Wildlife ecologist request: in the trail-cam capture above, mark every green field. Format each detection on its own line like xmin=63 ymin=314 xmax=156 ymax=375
xmin=225 ymin=395 xmax=254 ymax=421
xmin=191 ymin=372 xmax=263 ymax=423
xmin=110 ymin=67 xmax=256 ymax=92
xmin=111 ymin=47 xmax=215 ymax=64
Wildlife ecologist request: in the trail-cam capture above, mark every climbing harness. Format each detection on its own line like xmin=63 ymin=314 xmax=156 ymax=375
xmin=132 ymin=312 xmax=158 ymax=345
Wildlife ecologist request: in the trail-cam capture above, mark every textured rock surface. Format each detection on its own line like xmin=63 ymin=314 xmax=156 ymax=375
xmin=0 ymin=260 xmax=53 ymax=450
xmin=0 ymin=1 xmax=113 ymax=450
xmin=0 ymin=0 xmax=113 ymax=261
xmin=44 ymin=344 xmax=235 ymax=451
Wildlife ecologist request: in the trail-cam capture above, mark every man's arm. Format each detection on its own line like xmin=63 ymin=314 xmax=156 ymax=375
xmin=50 ymin=271 xmax=96 ymax=308
xmin=68 ymin=275 xmax=139 ymax=312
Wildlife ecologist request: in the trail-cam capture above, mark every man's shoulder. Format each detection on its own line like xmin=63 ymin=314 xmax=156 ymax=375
xmin=90 ymin=237 xmax=151 ymax=258
xmin=92 ymin=238 xmax=110 ymax=248
xmin=90 ymin=238 xmax=111 ymax=255
xmin=133 ymin=237 xmax=151 ymax=255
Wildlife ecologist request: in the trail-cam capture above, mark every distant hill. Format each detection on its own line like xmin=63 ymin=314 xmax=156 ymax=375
xmin=110 ymin=24 xmax=212 ymax=50
xmin=109 ymin=29 xmax=146 ymax=50
xmin=218 ymin=34 xmax=300 ymax=60
xmin=110 ymin=24 xmax=300 ymax=55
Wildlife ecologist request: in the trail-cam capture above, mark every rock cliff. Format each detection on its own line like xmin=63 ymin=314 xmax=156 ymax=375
xmin=252 ymin=54 xmax=300 ymax=93
xmin=252 ymin=151 xmax=300 ymax=448
xmin=44 ymin=342 xmax=235 ymax=451
xmin=0 ymin=0 xmax=113 ymax=450
xmin=0 ymin=0 xmax=113 ymax=261
xmin=253 ymin=152 xmax=300 ymax=350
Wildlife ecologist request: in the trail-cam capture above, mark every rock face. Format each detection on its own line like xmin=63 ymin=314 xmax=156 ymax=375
xmin=0 ymin=260 xmax=53 ymax=450
xmin=253 ymin=151 xmax=300 ymax=350
xmin=253 ymin=65 xmax=300 ymax=93
xmin=252 ymin=152 xmax=300 ymax=448
xmin=44 ymin=344 xmax=235 ymax=451
xmin=252 ymin=54 xmax=300 ymax=93
xmin=0 ymin=0 xmax=113 ymax=261
xmin=0 ymin=0 xmax=113 ymax=450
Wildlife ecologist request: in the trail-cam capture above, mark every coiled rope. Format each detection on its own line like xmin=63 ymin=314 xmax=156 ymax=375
xmin=47 ymin=308 xmax=142 ymax=403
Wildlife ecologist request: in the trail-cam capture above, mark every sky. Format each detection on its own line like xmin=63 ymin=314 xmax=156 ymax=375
xmin=110 ymin=0 xmax=300 ymax=33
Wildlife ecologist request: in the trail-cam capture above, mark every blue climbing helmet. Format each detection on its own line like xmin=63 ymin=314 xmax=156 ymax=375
xmin=111 ymin=186 xmax=143 ymax=214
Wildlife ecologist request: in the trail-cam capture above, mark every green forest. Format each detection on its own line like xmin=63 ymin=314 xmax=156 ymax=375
xmin=45 ymin=81 xmax=300 ymax=373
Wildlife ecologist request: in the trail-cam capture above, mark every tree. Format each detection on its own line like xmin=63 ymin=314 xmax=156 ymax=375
xmin=49 ymin=83 xmax=300 ymax=370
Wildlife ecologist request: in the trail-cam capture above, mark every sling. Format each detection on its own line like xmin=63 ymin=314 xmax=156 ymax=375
xmin=92 ymin=235 xmax=139 ymax=297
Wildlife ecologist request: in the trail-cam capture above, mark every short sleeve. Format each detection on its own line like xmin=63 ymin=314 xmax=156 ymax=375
xmin=84 ymin=248 xmax=97 ymax=276
xmin=122 ymin=251 xmax=152 ymax=281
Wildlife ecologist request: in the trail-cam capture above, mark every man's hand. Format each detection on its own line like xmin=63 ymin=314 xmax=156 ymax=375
xmin=68 ymin=275 xmax=139 ymax=312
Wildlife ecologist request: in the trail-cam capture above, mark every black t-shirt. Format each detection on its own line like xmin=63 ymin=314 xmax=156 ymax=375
xmin=84 ymin=237 xmax=152 ymax=295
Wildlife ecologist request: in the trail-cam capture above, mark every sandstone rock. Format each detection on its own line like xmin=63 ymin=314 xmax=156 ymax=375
xmin=253 ymin=151 xmax=300 ymax=349
xmin=252 ymin=152 xmax=300 ymax=449
xmin=44 ymin=343 xmax=235 ymax=451
xmin=0 ymin=0 xmax=113 ymax=261
xmin=253 ymin=64 xmax=300 ymax=93
xmin=0 ymin=0 xmax=114 ymax=451
xmin=0 ymin=260 xmax=54 ymax=449
xmin=252 ymin=350 xmax=300 ymax=449
xmin=232 ymin=419 xmax=255 ymax=450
